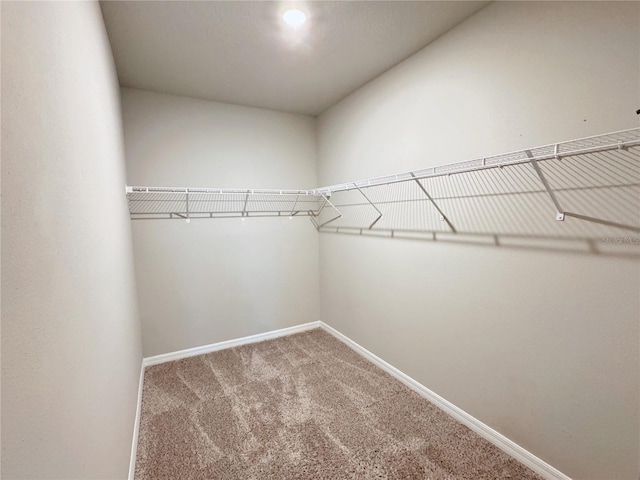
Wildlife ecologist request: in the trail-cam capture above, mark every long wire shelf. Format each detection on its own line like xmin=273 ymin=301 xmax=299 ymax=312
xmin=313 ymin=127 xmax=640 ymax=195
xmin=126 ymin=127 xmax=640 ymax=242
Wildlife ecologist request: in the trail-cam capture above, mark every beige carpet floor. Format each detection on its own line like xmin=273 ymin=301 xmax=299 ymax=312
xmin=135 ymin=329 xmax=543 ymax=479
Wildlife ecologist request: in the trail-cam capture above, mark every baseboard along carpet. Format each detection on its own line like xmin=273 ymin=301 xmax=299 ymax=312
xmin=135 ymin=329 xmax=543 ymax=479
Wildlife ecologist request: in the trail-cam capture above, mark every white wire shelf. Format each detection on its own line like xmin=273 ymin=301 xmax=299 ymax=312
xmin=313 ymin=127 xmax=640 ymax=195
xmin=126 ymin=127 xmax=640 ymax=242
xmin=126 ymin=187 xmax=322 ymax=220
xmin=312 ymin=127 xmax=640 ymax=240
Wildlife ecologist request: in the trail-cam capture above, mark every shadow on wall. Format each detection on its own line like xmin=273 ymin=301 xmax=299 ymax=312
xmin=317 ymin=144 xmax=640 ymax=259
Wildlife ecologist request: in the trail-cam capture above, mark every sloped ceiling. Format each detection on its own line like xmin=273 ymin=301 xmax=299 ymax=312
xmin=101 ymin=1 xmax=489 ymax=116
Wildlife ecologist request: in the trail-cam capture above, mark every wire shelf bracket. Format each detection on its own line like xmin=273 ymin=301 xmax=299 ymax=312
xmin=410 ymin=172 xmax=457 ymax=233
xmin=525 ymin=150 xmax=566 ymax=221
xmin=354 ymin=184 xmax=383 ymax=229
xmin=309 ymin=194 xmax=343 ymax=230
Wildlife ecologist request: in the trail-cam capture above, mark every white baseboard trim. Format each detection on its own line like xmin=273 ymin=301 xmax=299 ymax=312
xmin=319 ymin=321 xmax=572 ymax=480
xmin=143 ymin=321 xmax=321 ymax=367
xmin=129 ymin=360 xmax=145 ymax=480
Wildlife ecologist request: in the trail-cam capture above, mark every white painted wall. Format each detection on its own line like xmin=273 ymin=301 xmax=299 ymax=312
xmin=317 ymin=2 xmax=639 ymax=479
xmin=1 ymin=2 xmax=142 ymax=479
xmin=121 ymin=89 xmax=319 ymax=357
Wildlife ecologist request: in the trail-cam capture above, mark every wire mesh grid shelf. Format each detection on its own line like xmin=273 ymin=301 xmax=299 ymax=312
xmin=126 ymin=127 xmax=640 ymax=245
xmin=126 ymin=187 xmax=322 ymax=221
xmin=310 ymin=128 xmax=640 ymax=243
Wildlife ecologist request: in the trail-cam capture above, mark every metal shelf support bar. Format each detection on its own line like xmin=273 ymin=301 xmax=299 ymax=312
xmin=309 ymin=194 xmax=343 ymax=230
xmin=185 ymin=191 xmax=191 ymax=223
xmin=525 ymin=148 xmax=640 ymax=232
xmin=410 ymin=173 xmax=457 ymax=233
xmin=354 ymin=184 xmax=383 ymax=229
xmin=290 ymin=195 xmax=300 ymax=217
xmin=526 ymin=150 xmax=565 ymax=221
xmin=242 ymin=191 xmax=249 ymax=217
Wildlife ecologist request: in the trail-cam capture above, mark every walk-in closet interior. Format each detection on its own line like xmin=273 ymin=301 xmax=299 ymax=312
xmin=2 ymin=1 xmax=639 ymax=479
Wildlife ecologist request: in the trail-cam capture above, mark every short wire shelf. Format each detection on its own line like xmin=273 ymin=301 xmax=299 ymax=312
xmin=126 ymin=187 xmax=321 ymax=221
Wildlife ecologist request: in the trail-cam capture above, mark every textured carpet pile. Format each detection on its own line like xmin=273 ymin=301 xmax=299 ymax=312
xmin=135 ymin=328 xmax=542 ymax=479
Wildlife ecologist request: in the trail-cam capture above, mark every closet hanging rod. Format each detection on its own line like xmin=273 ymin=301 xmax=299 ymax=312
xmin=313 ymin=127 xmax=640 ymax=195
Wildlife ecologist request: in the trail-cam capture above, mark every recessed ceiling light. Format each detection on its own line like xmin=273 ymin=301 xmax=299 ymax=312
xmin=283 ymin=9 xmax=306 ymax=28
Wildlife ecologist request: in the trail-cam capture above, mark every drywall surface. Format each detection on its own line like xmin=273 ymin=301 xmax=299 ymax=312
xmin=122 ymin=89 xmax=320 ymax=357
xmin=317 ymin=2 xmax=640 ymax=479
xmin=1 ymin=2 xmax=143 ymax=479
